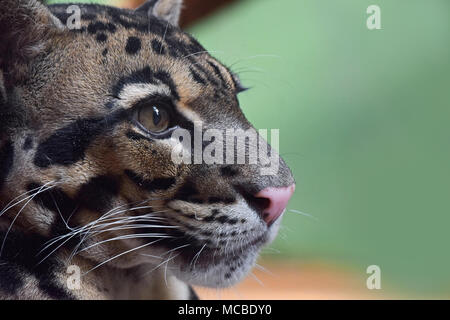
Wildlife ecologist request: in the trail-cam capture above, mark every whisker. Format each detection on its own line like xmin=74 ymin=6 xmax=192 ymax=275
xmin=82 ymin=239 xmax=164 ymax=276
xmin=254 ymin=263 xmax=277 ymax=278
xmin=288 ymin=209 xmax=319 ymax=221
xmin=140 ymin=251 xmax=181 ymax=278
xmin=249 ymin=271 xmax=264 ymax=287
xmin=0 ymin=180 xmax=56 ymax=217
xmin=75 ymin=233 xmax=173 ymax=255
xmin=0 ymin=183 xmax=56 ymax=257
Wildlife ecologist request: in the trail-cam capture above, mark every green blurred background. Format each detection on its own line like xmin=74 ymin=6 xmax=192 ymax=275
xmin=49 ymin=0 xmax=450 ymax=297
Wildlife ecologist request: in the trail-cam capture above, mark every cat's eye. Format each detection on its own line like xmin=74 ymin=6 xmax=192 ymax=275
xmin=137 ymin=105 xmax=170 ymax=133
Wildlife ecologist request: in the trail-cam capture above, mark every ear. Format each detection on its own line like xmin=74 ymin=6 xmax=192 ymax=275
xmin=136 ymin=0 xmax=183 ymax=26
xmin=0 ymin=0 xmax=64 ymax=81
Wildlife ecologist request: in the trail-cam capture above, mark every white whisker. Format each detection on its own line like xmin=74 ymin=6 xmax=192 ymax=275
xmin=288 ymin=209 xmax=319 ymax=221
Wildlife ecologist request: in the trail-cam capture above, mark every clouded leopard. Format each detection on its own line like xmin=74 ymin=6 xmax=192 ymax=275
xmin=0 ymin=0 xmax=295 ymax=299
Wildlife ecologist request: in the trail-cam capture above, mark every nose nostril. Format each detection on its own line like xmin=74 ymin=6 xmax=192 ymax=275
xmin=236 ymin=184 xmax=295 ymax=226
xmin=255 ymin=184 xmax=296 ymax=226
xmin=240 ymin=191 xmax=271 ymax=214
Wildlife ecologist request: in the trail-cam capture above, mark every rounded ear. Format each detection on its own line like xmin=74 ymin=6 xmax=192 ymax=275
xmin=0 ymin=0 xmax=64 ymax=80
xmin=135 ymin=0 xmax=183 ymax=26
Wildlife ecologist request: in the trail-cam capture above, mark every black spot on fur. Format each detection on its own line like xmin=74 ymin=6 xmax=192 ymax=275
xmin=23 ymin=136 xmax=33 ymax=150
xmin=87 ymin=21 xmax=116 ymax=35
xmin=203 ymin=216 xmax=215 ymax=222
xmin=224 ymin=272 xmax=232 ymax=279
xmin=34 ymin=109 xmax=127 ymax=168
xmin=96 ymin=32 xmax=107 ymax=43
xmin=125 ymin=170 xmax=175 ymax=192
xmin=87 ymin=21 xmax=106 ymax=34
xmin=0 ymin=141 xmax=14 ymax=190
xmin=125 ymin=36 xmax=141 ymax=55
xmin=216 ymin=216 xmax=229 ymax=224
xmin=221 ymin=166 xmax=238 ymax=177
xmin=102 ymin=48 xmax=108 ymax=57
xmin=77 ymin=175 xmax=120 ymax=212
xmin=106 ymin=22 xmax=117 ymax=33
xmin=174 ymin=183 xmax=199 ymax=202
xmin=151 ymin=39 xmax=166 ymax=55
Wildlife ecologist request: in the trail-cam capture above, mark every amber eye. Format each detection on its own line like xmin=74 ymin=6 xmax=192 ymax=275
xmin=137 ymin=105 xmax=170 ymax=133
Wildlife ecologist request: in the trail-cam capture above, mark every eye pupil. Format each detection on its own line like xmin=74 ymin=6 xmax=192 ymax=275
xmin=136 ymin=102 xmax=171 ymax=134
xmin=152 ymin=106 xmax=161 ymax=125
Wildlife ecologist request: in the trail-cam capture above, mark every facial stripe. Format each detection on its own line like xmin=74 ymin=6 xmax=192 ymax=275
xmin=207 ymin=61 xmax=226 ymax=87
xmin=189 ymin=68 xmax=206 ymax=85
xmin=124 ymin=169 xmax=176 ymax=192
xmin=34 ymin=109 xmax=127 ymax=168
xmin=77 ymin=175 xmax=120 ymax=213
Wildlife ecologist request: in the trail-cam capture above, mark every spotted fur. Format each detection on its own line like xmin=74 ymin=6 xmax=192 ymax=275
xmin=0 ymin=0 xmax=294 ymax=299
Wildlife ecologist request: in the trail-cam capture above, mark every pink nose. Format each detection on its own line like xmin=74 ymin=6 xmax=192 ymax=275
xmin=255 ymin=184 xmax=295 ymax=226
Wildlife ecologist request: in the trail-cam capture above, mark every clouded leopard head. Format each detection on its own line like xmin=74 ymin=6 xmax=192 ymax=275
xmin=0 ymin=0 xmax=295 ymax=288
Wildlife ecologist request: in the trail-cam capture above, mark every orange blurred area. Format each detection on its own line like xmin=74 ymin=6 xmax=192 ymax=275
xmin=195 ymin=261 xmax=389 ymax=300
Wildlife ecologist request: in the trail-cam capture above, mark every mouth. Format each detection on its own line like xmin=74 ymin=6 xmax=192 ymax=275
xmin=138 ymin=220 xmax=271 ymax=287
xmin=151 ymin=226 xmax=269 ymax=269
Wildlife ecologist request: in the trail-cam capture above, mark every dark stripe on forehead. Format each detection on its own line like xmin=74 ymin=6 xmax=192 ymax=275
xmin=154 ymin=71 xmax=180 ymax=100
xmin=112 ymin=66 xmax=154 ymax=97
xmin=125 ymin=169 xmax=176 ymax=192
xmin=112 ymin=67 xmax=179 ymax=100
xmin=207 ymin=61 xmax=226 ymax=87
xmin=34 ymin=109 xmax=127 ymax=168
xmin=190 ymin=68 xmax=206 ymax=85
